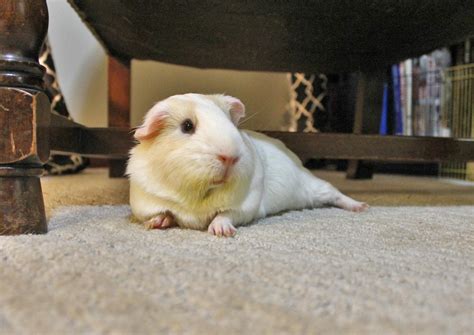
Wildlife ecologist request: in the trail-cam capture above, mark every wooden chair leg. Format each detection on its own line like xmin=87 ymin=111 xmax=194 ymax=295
xmin=108 ymin=56 xmax=131 ymax=178
xmin=346 ymin=71 xmax=385 ymax=179
xmin=0 ymin=0 xmax=50 ymax=234
xmin=0 ymin=169 xmax=47 ymax=235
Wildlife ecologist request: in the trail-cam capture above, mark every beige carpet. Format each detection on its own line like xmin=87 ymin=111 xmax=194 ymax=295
xmin=0 ymin=169 xmax=473 ymax=334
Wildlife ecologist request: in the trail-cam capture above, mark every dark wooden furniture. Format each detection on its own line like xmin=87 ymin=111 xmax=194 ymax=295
xmin=0 ymin=1 xmax=50 ymax=234
xmin=1 ymin=0 xmax=473 ymax=234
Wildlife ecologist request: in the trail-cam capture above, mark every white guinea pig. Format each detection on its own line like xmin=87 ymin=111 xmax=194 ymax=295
xmin=127 ymin=93 xmax=368 ymax=237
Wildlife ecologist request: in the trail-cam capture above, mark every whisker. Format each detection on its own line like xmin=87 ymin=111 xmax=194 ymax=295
xmin=239 ymin=111 xmax=260 ymax=126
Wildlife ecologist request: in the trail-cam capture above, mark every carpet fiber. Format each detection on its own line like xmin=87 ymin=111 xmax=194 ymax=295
xmin=1 ymin=203 xmax=473 ymax=334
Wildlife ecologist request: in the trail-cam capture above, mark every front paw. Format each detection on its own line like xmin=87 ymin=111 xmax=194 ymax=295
xmin=208 ymin=216 xmax=237 ymax=237
xmin=144 ymin=212 xmax=175 ymax=230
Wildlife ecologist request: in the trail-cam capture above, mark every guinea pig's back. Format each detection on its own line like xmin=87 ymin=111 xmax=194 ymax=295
xmin=243 ymin=130 xmax=313 ymax=214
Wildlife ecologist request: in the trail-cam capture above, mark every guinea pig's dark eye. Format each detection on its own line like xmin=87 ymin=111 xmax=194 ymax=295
xmin=181 ymin=119 xmax=195 ymax=134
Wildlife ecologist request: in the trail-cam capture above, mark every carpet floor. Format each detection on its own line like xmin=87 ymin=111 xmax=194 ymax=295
xmin=0 ymin=169 xmax=473 ymax=334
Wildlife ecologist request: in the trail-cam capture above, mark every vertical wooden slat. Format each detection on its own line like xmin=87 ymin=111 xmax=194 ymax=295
xmin=108 ymin=56 xmax=131 ymax=177
xmin=346 ymin=72 xmax=368 ymax=178
xmin=346 ymin=71 xmax=385 ymax=179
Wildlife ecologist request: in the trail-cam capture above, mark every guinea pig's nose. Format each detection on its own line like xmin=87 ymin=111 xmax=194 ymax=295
xmin=217 ymin=155 xmax=240 ymax=166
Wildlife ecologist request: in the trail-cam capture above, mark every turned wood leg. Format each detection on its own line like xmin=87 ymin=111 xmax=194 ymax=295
xmin=108 ymin=56 xmax=131 ymax=178
xmin=0 ymin=168 xmax=47 ymax=234
xmin=346 ymin=71 xmax=385 ymax=179
xmin=0 ymin=0 xmax=50 ymax=234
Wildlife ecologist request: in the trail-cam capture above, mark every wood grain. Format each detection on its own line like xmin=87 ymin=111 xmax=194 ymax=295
xmin=0 ymin=88 xmax=50 ymax=164
xmin=0 ymin=168 xmax=47 ymax=235
xmin=0 ymin=0 xmax=50 ymax=235
xmin=0 ymin=0 xmax=48 ymax=90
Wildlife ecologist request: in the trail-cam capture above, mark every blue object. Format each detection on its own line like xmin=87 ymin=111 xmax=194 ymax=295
xmin=380 ymin=82 xmax=388 ymax=135
xmin=391 ymin=65 xmax=403 ymax=135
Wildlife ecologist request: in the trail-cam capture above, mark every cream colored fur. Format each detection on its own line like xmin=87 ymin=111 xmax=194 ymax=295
xmin=127 ymin=94 xmax=367 ymax=236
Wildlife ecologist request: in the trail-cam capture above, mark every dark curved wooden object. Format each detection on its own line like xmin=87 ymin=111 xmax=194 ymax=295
xmin=67 ymin=0 xmax=474 ymax=73
xmin=0 ymin=0 xmax=50 ymax=235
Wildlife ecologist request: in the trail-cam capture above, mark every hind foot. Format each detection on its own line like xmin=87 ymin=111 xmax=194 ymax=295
xmin=144 ymin=212 xmax=176 ymax=230
xmin=335 ymin=195 xmax=369 ymax=212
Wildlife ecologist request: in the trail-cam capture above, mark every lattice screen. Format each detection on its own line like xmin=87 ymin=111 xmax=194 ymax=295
xmin=40 ymin=39 xmax=89 ymax=175
xmin=285 ymin=73 xmax=328 ymax=132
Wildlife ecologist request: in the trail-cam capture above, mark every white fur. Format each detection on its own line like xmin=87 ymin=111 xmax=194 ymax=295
xmin=127 ymin=94 xmax=368 ymax=236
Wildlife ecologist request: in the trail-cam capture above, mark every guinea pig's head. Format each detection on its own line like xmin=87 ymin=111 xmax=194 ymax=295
xmin=133 ymin=94 xmax=251 ymax=200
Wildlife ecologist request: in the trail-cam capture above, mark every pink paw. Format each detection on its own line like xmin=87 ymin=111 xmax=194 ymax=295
xmin=208 ymin=217 xmax=237 ymax=237
xmin=349 ymin=201 xmax=369 ymax=213
xmin=144 ymin=212 xmax=175 ymax=230
xmin=335 ymin=195 xmax=369 ymax=213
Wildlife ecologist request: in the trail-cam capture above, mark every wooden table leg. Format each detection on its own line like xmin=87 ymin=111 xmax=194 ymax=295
xmin=108 ymin=56 xmax=131 ymax=178
xmin=0 ymin=0 xmax=50 ymax=234
xmin=0 ymin=168 xmax=47 ymax=235
xmin=346 ymin=71 xmax=385 ymax=179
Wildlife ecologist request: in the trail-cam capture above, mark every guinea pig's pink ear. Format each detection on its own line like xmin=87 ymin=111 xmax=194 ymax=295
xmin=134 ymin=104 xmax=168 ymax=141
xmin=224 ymin=96 xmax=246 ymax=126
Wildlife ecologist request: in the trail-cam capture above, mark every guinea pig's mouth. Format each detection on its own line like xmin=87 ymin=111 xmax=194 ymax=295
xmin=210 ymin=168 xmax=232 ymax=186
xmin=211 ymin=175 xmax=229 ymax=186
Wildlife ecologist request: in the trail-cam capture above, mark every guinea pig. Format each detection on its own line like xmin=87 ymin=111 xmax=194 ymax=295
xmin=127 ymin=93 xmax=368 ymax=237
